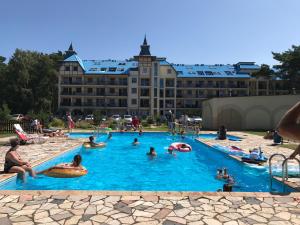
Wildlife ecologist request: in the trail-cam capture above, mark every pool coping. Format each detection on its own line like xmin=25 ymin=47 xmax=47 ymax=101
xmin=0 ymin=132 xmax=299 ymax=195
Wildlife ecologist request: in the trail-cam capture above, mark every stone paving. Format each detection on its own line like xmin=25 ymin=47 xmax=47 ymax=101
xmin=0 ymin=192 xmax=300 ymax=225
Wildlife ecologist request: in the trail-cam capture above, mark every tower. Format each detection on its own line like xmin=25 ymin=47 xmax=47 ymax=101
xmin=64 ymin=43 xmax=77 ymax=59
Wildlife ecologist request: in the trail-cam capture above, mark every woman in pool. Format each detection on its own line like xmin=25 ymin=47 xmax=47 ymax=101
xmin=132 ymin=138 xmax=140 ymax=145
xmin=4 ymin=138 xmax=36 ymax=181
xmin=107 ymin=132 xmax=112 ymax=140
xmin=88 ymin=136 xmax=98 ymax=147
xmin=38 ymin=154 xmax=83 ymax=175
xmin=147 ymin=147 xmax=157 ymax=157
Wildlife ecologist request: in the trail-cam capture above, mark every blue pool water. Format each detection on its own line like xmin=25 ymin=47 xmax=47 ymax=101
xmin=68 ymin=132 xmax=242 ymax=141
xmin=0 ymin=132 xmax=290 ymax=192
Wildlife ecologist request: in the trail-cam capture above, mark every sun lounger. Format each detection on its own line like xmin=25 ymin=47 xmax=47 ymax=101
xmin=14 ymin=124 xmax=48 ymax=144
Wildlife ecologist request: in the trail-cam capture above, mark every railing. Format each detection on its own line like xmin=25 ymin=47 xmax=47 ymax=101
xmin=0 ymin=120 xmax=34 ymax=133
xmin=61 ymin=81 xmax=128 ymax=86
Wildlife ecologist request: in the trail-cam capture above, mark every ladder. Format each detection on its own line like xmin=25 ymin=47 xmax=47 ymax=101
xmin=269 ymin=154 xmax=300 ymax=192
xmin=269 ymin=154 xmax=286 ymax=192
xmin=281 ymin=157 xmax=300 ymax=192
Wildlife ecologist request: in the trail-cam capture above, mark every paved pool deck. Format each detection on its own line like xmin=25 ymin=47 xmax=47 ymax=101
xmin=0 ymin=131 xmax=299 ymax=224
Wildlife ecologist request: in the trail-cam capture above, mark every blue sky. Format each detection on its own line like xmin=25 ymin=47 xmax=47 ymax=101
xmin=1 ymin=0 xmax=300 ymax=66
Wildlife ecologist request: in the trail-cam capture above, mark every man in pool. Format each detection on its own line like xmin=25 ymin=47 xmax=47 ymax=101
xmin=88 ymin=136 xmax=98 ymax=147
xmin=147 ymin=147 xmax=157 ymax=157
xmin=132 ymin=138 xmax=140 ymax=145
xmin=277 ymin=101 xmax=300 ymax=158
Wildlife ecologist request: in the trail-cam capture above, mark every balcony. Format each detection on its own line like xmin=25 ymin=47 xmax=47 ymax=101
xmin=61 ymin=81 xmax=83 ymax=85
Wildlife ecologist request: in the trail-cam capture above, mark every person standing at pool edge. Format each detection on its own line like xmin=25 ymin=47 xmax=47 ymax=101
xmin=67 ymin=112 xmax=75 ymax=132
xmin=277 ymin=101 xmax=300 ymax=158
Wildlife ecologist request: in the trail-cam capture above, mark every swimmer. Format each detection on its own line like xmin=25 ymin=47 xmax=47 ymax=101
xmin=167 ymin=148 xmax=176 ymax=156
xmin=139 ymin=128 xmax=143 ymax=136
xmin=147 ymin=147 xmax=157 ymax=157
xmin=132 ymin=138 xmax=140 ymax=145
xmin=180 ymin=130 xmax=185 ymax=139
xmin=222 ymin=168 xmax=229 ymax=179
xmin=107 ymin=132 xmax=112 ymax=140
xmin=227 ymin=176 xmax=235 ymax=185
xmin=88 ymin=136 xmax=98 ymax=147
xmin=216 ymin=169 xmax=223 ymax=179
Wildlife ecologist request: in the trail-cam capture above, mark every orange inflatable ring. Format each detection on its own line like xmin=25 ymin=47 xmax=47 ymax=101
xmin=43 ymin=166 xmax=88 ymax=178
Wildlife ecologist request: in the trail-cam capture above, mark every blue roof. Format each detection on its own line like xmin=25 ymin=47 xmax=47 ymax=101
xmin=172 ymin=64 xmax=251 ymax=78
xmin=239 ymin=64 xmax=260 ymax=70
xmin=64 ymin=55 xmax=138 ymax=75
xmin=64 ymin=54 xmax=85 ymax=70
xmin=159 ymin=60 xmax=171 ymax=65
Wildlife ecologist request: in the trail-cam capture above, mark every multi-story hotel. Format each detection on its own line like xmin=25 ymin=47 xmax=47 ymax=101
xmin=58 ymin=37 xmax=289 ymax=117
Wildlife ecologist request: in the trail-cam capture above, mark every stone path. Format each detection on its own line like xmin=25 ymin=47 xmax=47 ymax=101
xmin=0 ymin=192 xmax=300 ymax=225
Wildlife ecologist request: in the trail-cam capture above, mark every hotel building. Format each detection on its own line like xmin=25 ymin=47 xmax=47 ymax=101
xmin=58 ymin=37 xmax=289 ymax=117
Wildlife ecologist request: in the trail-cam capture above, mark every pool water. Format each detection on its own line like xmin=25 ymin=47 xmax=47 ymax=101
xmin=0 ymin=132 xmax=290 ymax=192
xmin=68 ymin=132 xmax=242 ymax=141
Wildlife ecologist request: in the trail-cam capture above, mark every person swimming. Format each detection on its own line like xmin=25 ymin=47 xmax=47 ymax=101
xmin=139 ymin=128 xmax=143 ymax=136
xmin=89 ymin=136 xmax=98 ymax=147
xmin=132 ymin=138 xmax=140 ymax=145
xmin=107 ymin=132 xmax=112 ymax=140
xmin=222 ymin=168 xmax=229 ymax=179
xmin=147 ymin=147 xmax=157 ymax=157
xmin=216 ymin=169 xmax=223 ymax=179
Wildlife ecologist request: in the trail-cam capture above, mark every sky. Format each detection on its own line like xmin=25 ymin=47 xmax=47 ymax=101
xmin=1 ymin=0 xmax=300 ymax=66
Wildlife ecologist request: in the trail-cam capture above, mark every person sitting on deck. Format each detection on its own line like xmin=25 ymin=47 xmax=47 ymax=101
xmin=4 ymin=138 xmax=36 ymax=181
xmin=277 ymin=101 xmax=300 ymax=158
xmin=273 ymin=130 xmax=283 ymax=144
xmin=217 ymin=125 xmax=227 ymax=140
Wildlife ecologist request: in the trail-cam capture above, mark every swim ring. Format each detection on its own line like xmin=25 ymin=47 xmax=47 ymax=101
xmin=82 ymin=142 xmax=106 ymax=148
xmin=168 ymin=142 xmax=192 ymax=152
xmin=43 ymin=166 xmax=88 ymax=178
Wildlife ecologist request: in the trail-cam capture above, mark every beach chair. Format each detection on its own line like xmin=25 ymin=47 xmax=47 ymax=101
xmin=13 ymin=124 xmax=48 ymax=144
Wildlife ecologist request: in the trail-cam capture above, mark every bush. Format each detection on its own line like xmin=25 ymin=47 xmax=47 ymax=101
xmin=48 ymin=118 xmax=65 ymax=128
xmin=141 ymin=120 xmax=149 ymax=127
xmin=27 ymin=110 xmax=52 ymax=127
xmin=93 ymin=110 xmax=104 ymax=125
xmin=108 ymin=121 xmax=117 ymax=130
xmin=76 ymin=120 xmax=93 ymax=129
xmin=0 ymin=104 xmax=11 ymax=120
xmin=146 ymin=116 xmax=154 ymax=125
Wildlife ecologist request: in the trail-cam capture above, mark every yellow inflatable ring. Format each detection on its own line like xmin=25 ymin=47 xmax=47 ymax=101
xmin=43 ymin=166 xmax=88 ymax=178
xmin=83 ymin=142 xmax=106 ymax=149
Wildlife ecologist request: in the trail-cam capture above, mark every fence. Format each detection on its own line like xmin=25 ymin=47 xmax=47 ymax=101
xmin=0 ymin=121 xmax=34 ymax=133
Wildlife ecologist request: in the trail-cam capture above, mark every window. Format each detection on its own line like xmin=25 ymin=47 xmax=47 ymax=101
xmin=65 ymin=66 xmax=70 ymax=71
xmin=141 ymin=78 xmax=150 ymax=86
xmin=76 ymin=88 xmax=81 ymax=93
xmin=160 ymin=79 xmax=164 ymax=88
xmin=166 ymin=79 xmax=175 ymax=87
xmin=160 ymin=89 xmax=164 ymax=98
xmin=154 ymin=78 xmax=158 ymax=87
xmin=131 ymin=99 xmax=137 ymax=105
xmin=108 ymin=67 xmax=117 ymax=72
xmin=197 ymin=71 xmax=204 ymax=75
xmin=225 ymin=71 xmax=233 ymax=75
xmin=140 ymin=99 xmax=150 ymax=107
xmin=167 ymin=69 xmax=172 ymax=74
xmin=131 ymin=88 xmax=137 ymax=94
xmin=205 ymin=71 xmax=213 ymax=75
xmin=119 ymin=88 xmax=127 ymax=96
xmin=141 ymin=88 xmax=150 ymax=96
xmin=154 ymin=88 xmax=157 ymax=97
xmin=142 ymin=67 xmax=148 ymax=74
xmin=87 ymin=78 xmax=93 ymax=83
xmin=109 ymin=88 xmax=115 ymax=94
xmin=165 ymin=89 xmax=174 ymax=97
xmin=100 ymin=68 xmax=106 ymax=72
xmin=132 ymin=77 xmax=137 ymax=83
xmin=154 ymin=63 xmax=158 ymax=76
xmin=73 ymin=66 xmax=78 ymax=71
xmin=87 ymin=88 xmax=93 ymax=94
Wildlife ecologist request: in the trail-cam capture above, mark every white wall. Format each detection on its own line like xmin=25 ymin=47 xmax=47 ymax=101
xmin=202 ymin=95 xmax=300 ymax=130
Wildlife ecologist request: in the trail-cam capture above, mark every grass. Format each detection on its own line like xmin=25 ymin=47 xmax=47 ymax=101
xmin=281 ymin=143 xmax=299 ymax=150
xmin=243 ymin=131 xmax=266 ymax=137
xmin=0 ymin=133 xmax=16 ymax=138
xmin=142 ymin=125 xmax=169 ymax=131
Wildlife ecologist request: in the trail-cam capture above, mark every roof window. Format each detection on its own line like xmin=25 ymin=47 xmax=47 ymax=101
xmin=117 ymin=68 xmax=125 ymax=71
xmin=205 ymin=71 xmax=213 ymax=75
xmin=118 ymin=62 xmax=126 ymax=65
xmin=197 ymin=71 xmax=204 ymax=75
xmin=108 ymin=67 xmax=117 ymax=72
xmin=225 ymin=71 xmax=233 ymax=75
xmin=100 ymin=68 xmax=106 ymax=72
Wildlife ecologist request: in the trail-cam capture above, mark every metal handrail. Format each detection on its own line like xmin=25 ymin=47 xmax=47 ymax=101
xmin=282 ymin=158 xmax=300 ymax=192
xmin=269 ymin=154 xmax=286 ymax=191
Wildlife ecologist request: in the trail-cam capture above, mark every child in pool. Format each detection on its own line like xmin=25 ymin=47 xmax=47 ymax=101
xmin=147 ymin=147 xmax=157 ymax=157
xmin=132 ymin=138 xmax=140 ymax=145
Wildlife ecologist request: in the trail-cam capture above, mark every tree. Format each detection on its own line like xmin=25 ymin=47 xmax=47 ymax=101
xmin=272 ymin=45 xmax=300 ymax=89
xmin=251 ymin=64 xmax=274 ymax=78
xmin=0 ymin=104 xmax=11 ymax=120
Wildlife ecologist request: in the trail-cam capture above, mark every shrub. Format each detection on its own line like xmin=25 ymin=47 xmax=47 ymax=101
xmin=76 ymin=120 xmax=93 ymax=129
xmin=93 ymin=110 xmax=104 ymax=125
xmin=49 ymin=118 xmax=65 ymax=128
xmin=141 ymin=120 xmax=149 ymax=127
xmin=146 ymin=116 xmax=154 ymax=125
xmin=108 ymin=121 xmax=117 ymax=130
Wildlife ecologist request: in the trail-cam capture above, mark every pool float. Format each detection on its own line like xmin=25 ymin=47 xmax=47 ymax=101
xmin=241 ymin=149 xmax=267 ymax=164
xmin=168 ymin=142 xmax=192 ymax=152
xmin=43 ymin=166 xmax=88 ymax=178
xmin=82 ymin=142 xmax=106 ymax=149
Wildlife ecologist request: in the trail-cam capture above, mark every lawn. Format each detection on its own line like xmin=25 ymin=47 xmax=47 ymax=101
xmin=143 ymin=125 xmax=169 ymax=131
xmin=243 ymin=131 xmax=266 ymax=137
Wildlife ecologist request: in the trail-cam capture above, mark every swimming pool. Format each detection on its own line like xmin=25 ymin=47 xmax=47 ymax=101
xmin=68 ymin=132 xmax=242 ymax=141
xmin=0 ymin=132 xmax=290 ymax=192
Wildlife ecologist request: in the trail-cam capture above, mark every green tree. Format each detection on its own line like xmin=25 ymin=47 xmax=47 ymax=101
xmin=251 ymin=64 xmax=273 ymax=78
xmin=272 ymin=45 xmax=300 ymax=89
xmin=0 ymin=104 xmax=12 ymax=120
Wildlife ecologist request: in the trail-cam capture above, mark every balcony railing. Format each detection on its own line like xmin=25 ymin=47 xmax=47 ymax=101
xmin=61 ymin=81 xmax=128 ymax=86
